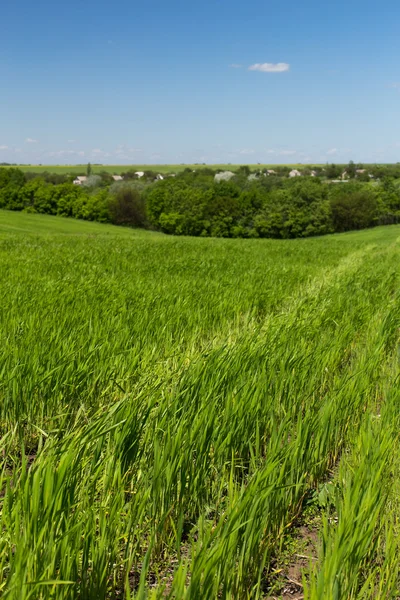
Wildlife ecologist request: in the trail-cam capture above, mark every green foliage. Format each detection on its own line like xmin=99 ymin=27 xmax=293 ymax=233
xmin=330 ymin=184 xmax=378 ymax=231
xmin=108 ymin=183 xmax=146 ymax=227
xmin=2 ymin=166 xmax=400 ymax=239
xmin=325 ymin=163 xmax=343 ymax=179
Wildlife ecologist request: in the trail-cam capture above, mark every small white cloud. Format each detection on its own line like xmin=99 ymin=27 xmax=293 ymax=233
xmin=48 ymin=149 xmax=85 ymax=157
xmin=49 ymin=150 xmax=84 ymax=156
xmin=67 ymin=139 xmax=76 ymax=143
xmin=249 ymin=62 xmax=290 ymax=73
xmin=239 ymin=148 xmax=255 ymax=155
xmin=230 ymin=63 xmax=242 ymax=69
xmin=266 ymin=149 xmax=276 ymax=154
xmin=114 ymin=147 xmax=143 ymax=155
xmin=91 ymin=149 xmax=110 ymax=157
xmin=327 ymin=148 xmax=338 ymax=155
xmin=0 ymin=145 xmax=8 ymax=150
xmin=279 ymin=150 xmax=297 ymax=155
xmin=25 ymin=138 xmax=38 ymax=143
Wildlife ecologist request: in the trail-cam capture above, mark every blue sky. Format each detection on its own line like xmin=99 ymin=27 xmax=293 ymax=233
xmin=1 ymin=0 xmax=400 ymax=165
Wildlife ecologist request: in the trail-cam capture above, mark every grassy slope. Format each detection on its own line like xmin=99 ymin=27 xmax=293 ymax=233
xmin=1 ymin=210 xmax=400 ymax=598
xmin=0 ymin=210 xmax=157 ymax=236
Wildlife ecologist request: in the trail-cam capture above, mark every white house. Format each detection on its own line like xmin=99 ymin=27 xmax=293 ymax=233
xmin=112 ymin=175 xmax=123 ymax=181
xmin=214 ymin=171 xmax=235 ymax=182
xmin=134 ymin=171 xmax=145 ymax=178
xmin=266 ymin=169 xmax=276 ymax=175
xmin=156 ymin=174 xmax=164 ymax=180
xmin=73 ymin=176 xmax=87 ymax=185
xmin=289 ymin=169 xmax=301 ymax=178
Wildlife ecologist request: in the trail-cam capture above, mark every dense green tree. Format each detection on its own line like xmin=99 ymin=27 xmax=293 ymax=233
xmin=330 ymin=185 xmax=378 ymax=231
xmin=347 ymin=160 xmax=357 ymax=179
xmin=108 ymin=184 xmax=146 ymax=227
xmin=325 ymin=163 xmax=342 ymax=179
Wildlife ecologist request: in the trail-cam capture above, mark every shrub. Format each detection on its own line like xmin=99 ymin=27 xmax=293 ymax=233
xmin=330 ymin=186 xmax=378 ymax=231
xmin=108 ymin=184 xmax=146 ymax=227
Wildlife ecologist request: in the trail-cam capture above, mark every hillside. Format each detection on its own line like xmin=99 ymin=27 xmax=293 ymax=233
xmin=1 ymin=210 xmax=400 ymax=598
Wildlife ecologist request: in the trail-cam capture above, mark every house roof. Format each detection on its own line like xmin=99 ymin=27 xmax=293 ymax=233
xmin=112 ymin=175 xmax=123 ymax=181
xmin=214 ymin=171 xmax=235 ymax=182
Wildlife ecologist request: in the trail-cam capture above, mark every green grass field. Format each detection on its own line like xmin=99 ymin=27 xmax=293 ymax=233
xmin=0 ymin=163 xmax=323 ymax=175
xmin=1 ymin=210 xmax=400 ymax=598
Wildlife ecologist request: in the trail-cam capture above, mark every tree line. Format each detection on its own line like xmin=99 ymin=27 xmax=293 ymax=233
xmin=1 ymin=166 xmax=400 ymax=238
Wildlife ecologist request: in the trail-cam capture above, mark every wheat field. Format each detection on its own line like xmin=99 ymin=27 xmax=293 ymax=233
xmin=1 ymin=210 xmax=400 ymax=599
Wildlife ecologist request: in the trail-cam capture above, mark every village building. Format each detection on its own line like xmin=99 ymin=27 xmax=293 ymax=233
xmin=73 ymin=176 xmax=87 ymax=185
xmin=214 ymin=171 xmax=235 ymax=182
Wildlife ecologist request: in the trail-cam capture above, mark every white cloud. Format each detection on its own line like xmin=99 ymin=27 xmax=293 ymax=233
xmin=0 ymin=145 xmax=8 ymax=150
xmin=115 ymin=146 xmax=143 ymax=155
xmin=327 ymin=148 xmax=338 ymax=155
xmin=48 ymin=149 xmax=85 ymax=157
xmin=67 ymin=139 xmax=76 ymax=143
xmin=91 ymin=149 xmax=111 ymax=157
xmin=279 ymin=150 xmax=297 ymax=155
xmin=25 ymin=138 xmax=38 ymax=143
xmin=239 ymin=148 xmax=255 ymax=155
xmin=248 ymin=62 xmax=290 ymax=73
xmin=230 ymin=63 xmax=242 ymax=69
